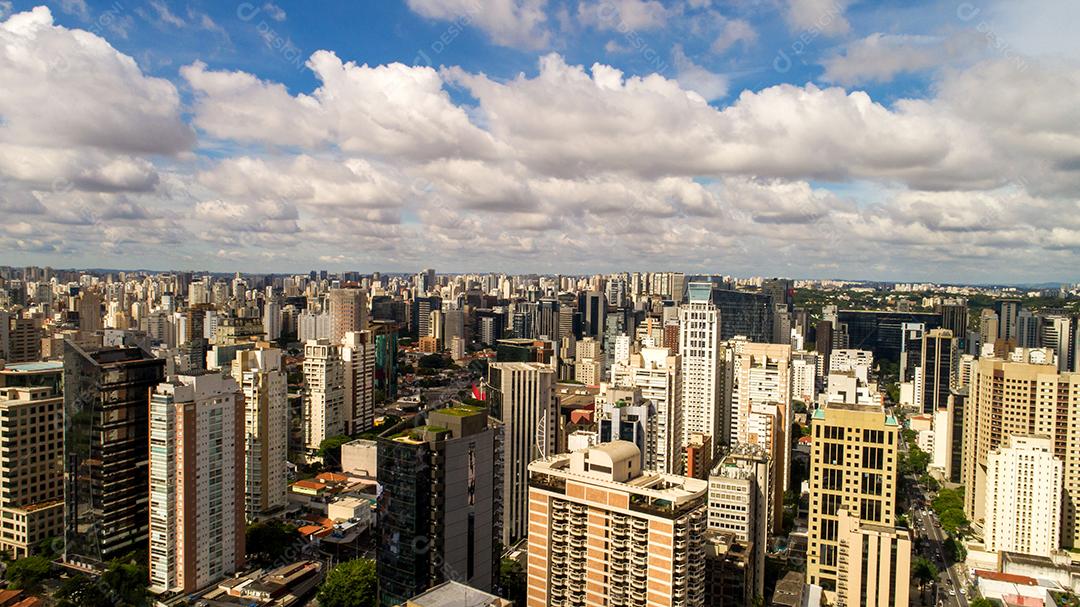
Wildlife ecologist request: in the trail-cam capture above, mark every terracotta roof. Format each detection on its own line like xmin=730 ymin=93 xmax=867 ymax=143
xmin=292 ymin=479 xmax=325 ymax=490
xmin=975 ymin=570 xmax=1038 ymax=585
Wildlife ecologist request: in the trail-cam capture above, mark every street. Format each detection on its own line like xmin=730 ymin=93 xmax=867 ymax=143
xmin=911 ymin=507 xmax=968 ymax=607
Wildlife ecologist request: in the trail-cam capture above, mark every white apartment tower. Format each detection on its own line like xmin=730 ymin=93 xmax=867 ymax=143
xmin=303 ymin=339 xmax=346 ymax=451
xmin=487 ymin=361 xmax=557 ymax=546
xmin=231 ymin=344 xmax=288 ymax=519
xmin=611 ymin=346 xmax=684 ymax=474
xmin=149 ymin=373 xmax=245 ymax=594
xmin=680 ymin=284 xmax=724 ymax=451
xmin=984 ymin=435 xmax=1063 ymax=557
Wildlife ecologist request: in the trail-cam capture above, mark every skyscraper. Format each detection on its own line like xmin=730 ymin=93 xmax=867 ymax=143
xmin=341 ymin=330 xmax=376 ymax=434
xmin=526 ymin=442 xmax=708 ymax=607
xmin=708 ymin=443 xmax=771 ymax=602
xmin=302 ymin=340 xmax=346 ymax=451
xmin=149 ymin=373 xmax=245 ymax=594
xmin=963 ymin=357 xmax=1080 ymax=548
xmin=0 ymin=361 xmax=64 ymax=559
xmin=919 ymin=328 xmax=957 ymax=414
xmin=64 ymin=343 xmax=165 ymax=570
xmin=732 ymin=342 xmax=792 ymax=500
xmin=680 ymin=283 xmax=724 ymax=451
xmin=232 ymin=344 xmax=289 ymax=519
xmin=576 ymin=290 xmax=606 ymax=341
xmin=328 ymin=288 xmax=368 ymax=346
xmin=377 ymin=405 xmax=501 ymax=606
xmin=984 ymin=435 xmax=1062 ymax=557
xmin=807 ymin=401 xmax=905 ymax=602
xmin=486 ymin=361 xmax=556 ymax=546
xmin=610 ymin=346 xmax=683 ymax=474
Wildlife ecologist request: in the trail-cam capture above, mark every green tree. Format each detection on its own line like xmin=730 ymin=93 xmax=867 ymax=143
xmin=969 ymin=598 xmax=994 ymax=607
xmin=56 ymin=559 xmax=150 ymax=607
xmin=900 ymin=446 xmax=931 ymax=477
xmin=5 ymin=555 xmax=52 ymax=591
xmin=319 ymin=434 xmax=354 ymax=468
xmin=939 ymin=509 xmax=970 ymax=536
xmin=316 ymin=558 xmax=378 ymax=607
xmin=911 ymin=557 xmax=938 ymax=587
xmin=499 ymin=558 xmax=526 ymax=605
xmin=418 ymin=353 xmax=452 ymax=369
xmin=246 ymin=521 xmax=301 ymax=567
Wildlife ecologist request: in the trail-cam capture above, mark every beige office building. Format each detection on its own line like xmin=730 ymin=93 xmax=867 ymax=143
xmin=231 ymin=344 xmax=288 ymax=519
xmin=526 ymin=441 xmax=708 ymax=607
xmin=835 ymin=509 xmax=911 ymax=607
xmin=807 ymin=402 xmax=902 ymax=601
xmin=327 ymin=288 xmax=368 ymax=345
xmin=0 ymin=362 xmax=64 ymax=558
xmin=963 ymin=357 xmax=1080 ymax=548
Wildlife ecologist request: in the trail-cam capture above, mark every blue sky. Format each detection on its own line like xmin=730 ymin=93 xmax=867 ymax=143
xmin=1 ymin=0 xmax=1079 ymax=281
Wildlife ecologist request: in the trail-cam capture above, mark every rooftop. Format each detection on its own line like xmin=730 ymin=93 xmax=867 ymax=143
xmin=0 ymin=361 xmax=62 ymax=373
xmin=404 ymin=580 xmax=509 ymax=607
xmin=434 ymin=404 xmax=486 ymax=417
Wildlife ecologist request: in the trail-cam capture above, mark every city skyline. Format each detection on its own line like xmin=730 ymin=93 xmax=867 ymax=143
xmin=1 ymin=1 xmax=1078 ymax=281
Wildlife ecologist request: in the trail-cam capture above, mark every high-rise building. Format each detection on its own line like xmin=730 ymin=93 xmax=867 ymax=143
xmin=574 ymin=336 xmax=603 ymax=386
xmin=64 ymin=343 xmax=165 ymax=570
xmin=231 ymin=344 xmax=288 ymax=519
xmin=936 ymin=299 xmax=968 ymax=349
xmin=328 ymin=288 xmax=368 ymax=345
xmin=302 ymin=340 xmax=346 ymax=451
xmin=835 ymin=508 xmax=911 ymax=607
xmin=577 ymin=290 xmax=606 ymax=341
xmin=486 ymin=361 xmax=556 ymax=546
xmin=611 ymin=346 xmax=683 ymax=474
xmin=963 ymin=358 xmax=1080 ymax=548
xmin=995 ymin=298 xmax=1022 ymax=342
xmin=526 ymin=441 xmax=708 ymax=607
xmin=979 ymin=308 xmax=1000 ymax=351
xmin=4 ymin=315 xmax=42 ymax=364
xmin=732 ymin=342 xmax=792 ymax=497
xmin=920 ymin=328 xmax=957 ymax=413
xmin=377 ymin=405 xmax=502 ymax=606
xmin=371 ymin=320 xmax=399 ymax=402
xmin=708 ymin=443 xmax=771 ymax=603
xmin=984 ymin=435 xmax=1062 ymax=557
xmin=807 ymin=401 xmax=903 ymax=600
xmin=597 ymin=386 xmax=657 ymax=470
xmin=680 ymin=283 xmax=724 ymax=451
xmin=341 ymin=331 xmax=376 ymax=434
xmin=149 ymin=373 xmax=245 ymax=594
xmin=263 ymin=300 xmax=282 ymax=341
xmin=0 ymin=361 xmax=64 ymax=559
xmin=834 ymin=310 xmax=941 ymax=365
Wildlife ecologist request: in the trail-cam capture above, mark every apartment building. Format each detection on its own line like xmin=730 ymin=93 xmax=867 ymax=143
xmin=526 ymin=441 xmax=708 ymax=607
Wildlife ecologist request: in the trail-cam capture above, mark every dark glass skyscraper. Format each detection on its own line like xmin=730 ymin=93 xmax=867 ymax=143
xmin=63 ymin=342 xmax=165 ymax=570
xmin=377 ymin=406 xmax=501 ymax=606
xmin=835 ymin=310 xmax=942 ymax=365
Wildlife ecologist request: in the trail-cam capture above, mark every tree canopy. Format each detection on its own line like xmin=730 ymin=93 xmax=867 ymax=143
xmin=4 ymin=555 xmax=52 ymax=592
xmin=316 ymin=558 xmax=378 ymax=607
xmin=319 ymin=434 xmax=354 ymax=468
xmin=246 ymin=520 xmax=302 ymax=568
xmin=56 ymin=559 xmax=149 ymax=607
